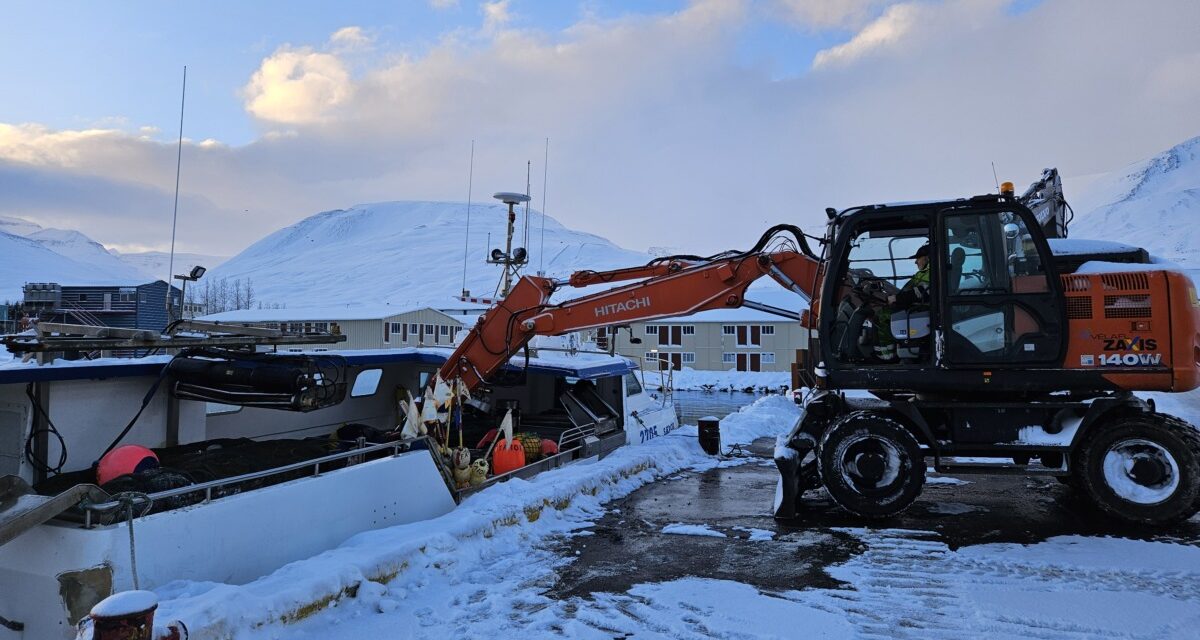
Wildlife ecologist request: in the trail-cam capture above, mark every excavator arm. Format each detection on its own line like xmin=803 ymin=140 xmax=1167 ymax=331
xmin=439 ymin=235 xmax=822 ymax=393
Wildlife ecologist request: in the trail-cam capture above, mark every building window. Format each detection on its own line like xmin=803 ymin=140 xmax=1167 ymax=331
xmin=654 ymin=324 xmax=690 ymax=346
xmin=722 ymin=325 xmax=736 ymax=335
xmin=761 ymin=325 xmax=775 ymax=335
xmin=646 ymin=325 xmax=657 ymax=335
xmin=439 ymin=325 xmax=450 ymax=336
xmin=314 ymin=322 xmax=329 ymax=332
xmin=681 ymin=352 xmax=696 ymax=364
xmin=733 ymin=325 xmax=762 ymax=347
xmin=722 ymin=352 xmax=736 ymax=364
xmin=762 ymin=352 xmax=776 ymax=364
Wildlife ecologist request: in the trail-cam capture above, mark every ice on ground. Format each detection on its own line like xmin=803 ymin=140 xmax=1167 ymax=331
xmin=662 ymin=522 xmax=726 ymax=537
xmin=926 ymin=501 xmax=987 ymax=515
xmin=925 ymin=475 xmax=970 ymax=486
xmin=733 ymin=526 xmax=776 ymax=541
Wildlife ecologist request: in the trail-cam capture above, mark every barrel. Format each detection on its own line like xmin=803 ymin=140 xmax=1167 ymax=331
xmin=697 ymin=416 xmax=721 ymax=456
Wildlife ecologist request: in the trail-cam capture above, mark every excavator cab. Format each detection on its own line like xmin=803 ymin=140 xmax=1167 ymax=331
xmin=819 ymin=199 xmax=1066 ymax=392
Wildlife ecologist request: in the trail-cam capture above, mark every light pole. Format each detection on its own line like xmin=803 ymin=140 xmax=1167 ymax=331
xmin=171 ymin=265 xmax=206 ymax=321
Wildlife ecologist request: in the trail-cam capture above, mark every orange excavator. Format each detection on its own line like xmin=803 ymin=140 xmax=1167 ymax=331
xmin=438 ymin=173 xmax=1200 ymax=527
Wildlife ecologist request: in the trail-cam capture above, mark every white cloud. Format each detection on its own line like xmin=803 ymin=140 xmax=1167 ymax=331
xmin=811 ymin=2 xmax=921 ymax=68
xmin=329 ymin=26 xmax=373 ymax=51
xmin=771 ymin=0 xmax=890 ymax=28
xmin=242 ymin=46 xmax=353 ymax=124
xmin=482 ymin=0 xmax=512 ymax=32
xmin=429 ymin=0 xmax=459 ymax=8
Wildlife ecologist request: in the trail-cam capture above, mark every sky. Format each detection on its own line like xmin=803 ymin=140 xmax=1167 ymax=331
xmin=0 ymin=0 xmax=1197 ymax=257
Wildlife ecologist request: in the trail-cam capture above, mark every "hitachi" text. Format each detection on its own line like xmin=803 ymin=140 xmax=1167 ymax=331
xmin=594 ymin=297 xmax=652 ymax=318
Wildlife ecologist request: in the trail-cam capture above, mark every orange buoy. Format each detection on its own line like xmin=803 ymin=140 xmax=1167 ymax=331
xmin=97 ymin=445 xmax=159 ymax=486
xmin=492 ymin=438 xmax=526 ymax=475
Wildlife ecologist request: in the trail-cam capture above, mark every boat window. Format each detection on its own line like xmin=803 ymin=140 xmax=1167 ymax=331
xmin=206 ymin=402 xmax=242 ymax=416
xmin=351 ymin=369 xmax=383 ymax=397
xmin=624 ymin=372 xmax=643 ymax=396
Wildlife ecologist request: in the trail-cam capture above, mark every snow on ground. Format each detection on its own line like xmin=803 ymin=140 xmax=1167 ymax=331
xmin=155 ymin=396 xmax=802 ymax=639
xmin=162 ymin=390 xmax=1200 ymax=639
xmin=661 ymin=522 xmax=727 ymax=537
xmin=644 ymin=367 xmax=791 ymax=392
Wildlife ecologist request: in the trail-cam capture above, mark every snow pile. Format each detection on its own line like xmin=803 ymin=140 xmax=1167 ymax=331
xmin=644 ymin=367 xmax=791 ymax=392
xmin=154 ymin=395 xmax=801 ymax=638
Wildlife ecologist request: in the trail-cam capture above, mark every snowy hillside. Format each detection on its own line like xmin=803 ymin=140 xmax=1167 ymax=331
xmin=0 ymin=231 xmax=127 ymax=302
xmin=205 ymin=201 xmax=658 ymax=307
xmin=25 ymin=228 xmax=144 ymax=281
xmin=1070 ymin=135 xmax=1200 ymax=268
xmin=0 ymin=214 xmax=227 ymax=301
xmin=109 ymin=250 xmax=229 ymax=283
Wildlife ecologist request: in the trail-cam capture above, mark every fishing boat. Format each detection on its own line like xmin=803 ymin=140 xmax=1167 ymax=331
xmin=0 ymin=324 xmax=677 ymax=638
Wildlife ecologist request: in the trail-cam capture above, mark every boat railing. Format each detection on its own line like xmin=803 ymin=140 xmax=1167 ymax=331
xmin=76 ymin=437 xmax=431 ymax=528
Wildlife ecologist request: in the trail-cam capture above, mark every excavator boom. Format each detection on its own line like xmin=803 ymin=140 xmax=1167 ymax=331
xmin=439 ymin=240 xmax=821 ymax=393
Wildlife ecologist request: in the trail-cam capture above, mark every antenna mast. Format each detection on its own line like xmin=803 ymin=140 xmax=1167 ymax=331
xmin=523 ymin=160 xmax=531 ymax=251
xmin=489 ymin=192 xmax=531 ymax=297
xmin=539 ymin=138 xmax=549 ymax=276
xmin=166 ymin=65 xmax=187 ymax=322
xmin=461 ymin=140 xmax=475 ymax=297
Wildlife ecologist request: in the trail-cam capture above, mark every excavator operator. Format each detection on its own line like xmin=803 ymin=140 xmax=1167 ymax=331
xmin=875 ymin=243 xmax=932 ymax=361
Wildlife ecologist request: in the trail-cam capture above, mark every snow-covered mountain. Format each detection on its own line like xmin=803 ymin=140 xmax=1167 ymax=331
xmin=0 ymin=231 xmax=128 ymax=302
xmin=1070 ymin=135 xmax=1200 ymax=267
xmin=205 ymin=201 xmax=656 ymax=308
xmin=109 ymin=250 xmax=229 ymax=283
xmin=0 ymin=214 xmax=228 ymax=301
xmin=25 ymin=228 xmax=144 ymax=281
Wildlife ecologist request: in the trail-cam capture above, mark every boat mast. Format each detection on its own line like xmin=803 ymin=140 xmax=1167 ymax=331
xmin=166 ymin=65 xmax=187 ymax=322
xmin=461 ymin=140 xmax=475 ymax=298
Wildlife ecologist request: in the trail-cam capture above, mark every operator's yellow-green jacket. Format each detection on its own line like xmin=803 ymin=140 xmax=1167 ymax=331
xmin=893 ymin=264 xmax=931 ymax=310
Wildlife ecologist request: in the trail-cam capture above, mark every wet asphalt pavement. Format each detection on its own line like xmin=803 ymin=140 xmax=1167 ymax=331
xmin=550 ymin=437 xmax=1200 ymax=600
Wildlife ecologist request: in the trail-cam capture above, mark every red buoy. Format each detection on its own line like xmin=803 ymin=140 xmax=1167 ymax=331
xmin=492 ymin=438 xmax=526 ymax=475
xmin=97 ymin=445 xmax=159 ymax=486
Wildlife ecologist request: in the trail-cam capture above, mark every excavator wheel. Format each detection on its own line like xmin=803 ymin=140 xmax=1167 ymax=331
xmin=817 ymin=411 xmax=925 ymax=518
xmin=1077 ymin=412 xmax=1200 ymax=527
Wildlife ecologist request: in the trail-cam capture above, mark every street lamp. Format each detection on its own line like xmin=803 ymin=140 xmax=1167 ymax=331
xmin=172 ymin=265 xmax=206 ymax=321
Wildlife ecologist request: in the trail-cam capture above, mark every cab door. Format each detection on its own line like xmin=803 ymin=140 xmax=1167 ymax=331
xmin=937 ymin=207 xmax=1064 ymax=366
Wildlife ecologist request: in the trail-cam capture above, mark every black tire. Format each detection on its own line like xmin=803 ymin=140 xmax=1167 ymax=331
xmin=1077 ymin=412 xmax=1200 ymax=527
xmin=817 ymin=411 xmax=925 ymax=518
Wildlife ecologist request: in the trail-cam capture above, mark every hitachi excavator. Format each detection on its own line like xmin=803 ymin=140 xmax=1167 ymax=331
xmin=438 ymin=170 xmax=1200 ymax=527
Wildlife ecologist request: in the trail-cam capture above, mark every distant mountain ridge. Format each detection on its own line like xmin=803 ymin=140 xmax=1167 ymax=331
xmin=204 ymin=200 xmax=655 ymax=308
xmin=0 ymin=214 xmax=227 ymax=301
xmin=1070 ymin=135 xmax=1200 ymax=268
